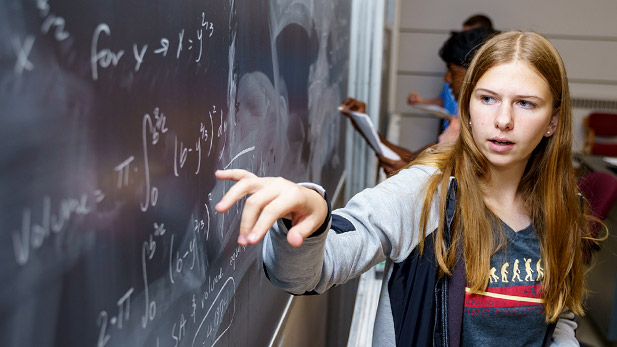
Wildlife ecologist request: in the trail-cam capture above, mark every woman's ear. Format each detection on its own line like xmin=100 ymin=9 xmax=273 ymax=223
xmin=544 ymin=112 xmax=559 ymax=137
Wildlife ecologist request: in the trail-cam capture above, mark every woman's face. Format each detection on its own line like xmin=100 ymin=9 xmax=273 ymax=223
xmin=469 ymin=61 xmax=558 ymax=172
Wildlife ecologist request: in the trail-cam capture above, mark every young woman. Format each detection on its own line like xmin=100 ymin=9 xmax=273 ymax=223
xmin=215 ymin=31 xmax=596 ymax=346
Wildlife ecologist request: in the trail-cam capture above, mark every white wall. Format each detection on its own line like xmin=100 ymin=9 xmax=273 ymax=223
xmin=390 ymin=0 xmax=617 ymax=152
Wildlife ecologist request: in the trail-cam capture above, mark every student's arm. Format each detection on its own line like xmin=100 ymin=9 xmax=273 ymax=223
xmin=377 ymin=134 xmax=434 ymax=175
xmin=260 ymin=166 xmax=439 ymax=295
xmin=408 ymin=92 xmax=444 ymax=107
xmin=339 ymin=97 xmax=430 ymax=175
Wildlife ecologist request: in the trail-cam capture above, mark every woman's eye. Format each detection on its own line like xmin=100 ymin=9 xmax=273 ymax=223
xmin=480 ymin=96 xmax=495 ymax=104
xmin=519 ymin=100 xmax=536 ymax=109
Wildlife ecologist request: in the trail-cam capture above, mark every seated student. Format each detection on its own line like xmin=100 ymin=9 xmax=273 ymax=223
xmin=408 ymin=14 xmax=494 ymax=116
xmin=216 ymin=31 xmax=602 ymax=346
xmin=341 ymin=26 xmax=497 ymax=175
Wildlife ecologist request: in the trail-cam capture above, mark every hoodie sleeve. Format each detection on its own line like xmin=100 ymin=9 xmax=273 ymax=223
xmin=262 ymin=165 xmax=441 ymax=295
xmin=550 ymin=309 xmax=579 ymax=346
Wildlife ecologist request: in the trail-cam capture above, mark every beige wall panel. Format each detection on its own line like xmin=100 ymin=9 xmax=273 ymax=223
xmin=569 ymin=83 xmax=617 ymax=100
xmin=399 ymin=0 xmax=617 ymax=37
xmin=572 ymin=108 xmax=589 ymax=153
xmin=390 ymin=114 xmax=442 ymax=152
xmin=551 ymin=39 xmax=617 ymax=82
xmin=398 ymin=32 xmax=450 ymax=72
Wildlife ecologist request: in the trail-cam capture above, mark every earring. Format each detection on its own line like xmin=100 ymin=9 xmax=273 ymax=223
xmin=468 ymin=121 xmax=472 ymax=126
xmin=547 ymin=130 xmax=551 ymax=134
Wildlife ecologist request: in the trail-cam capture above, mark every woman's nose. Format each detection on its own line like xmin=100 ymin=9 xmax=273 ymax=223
xmin=495 ymin=105 xmax=513 ymax=130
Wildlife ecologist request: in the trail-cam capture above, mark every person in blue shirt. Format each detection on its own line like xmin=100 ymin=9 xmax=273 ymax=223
xmin=407 ymin=14 xmax=494 ymax=119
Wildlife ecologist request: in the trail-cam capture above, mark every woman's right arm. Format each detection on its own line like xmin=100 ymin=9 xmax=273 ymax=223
xmin=216 ymin=166 xmax=440 ymax=294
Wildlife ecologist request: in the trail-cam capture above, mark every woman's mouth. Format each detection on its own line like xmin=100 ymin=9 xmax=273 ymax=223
xmin=490 ymin=139 xmax=513 ymax=145
xmin=488 ymin=138 xmax=514 ymax=152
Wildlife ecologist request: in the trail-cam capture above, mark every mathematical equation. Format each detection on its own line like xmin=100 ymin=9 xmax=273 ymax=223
xmin=7 ymin=96 xmax=256 ymax=345
xmin=5 ymin=1 xmax=281 ymax=346
xmin=91 ymin=12 xmax=214 ymax=80
xmin=95 ymin=217 xmax=245 ymax=347
xmin=112 ymin=105 xmax=240 ymax=213
xmin=10 ymin=0 xmax=215 ymax=79
xmin=92 ymin=102 xmax=252 ymax=346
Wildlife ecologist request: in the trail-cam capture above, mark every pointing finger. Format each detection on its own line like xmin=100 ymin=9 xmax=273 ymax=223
xmin=247 ymin=195 xmax=295 ymax=244
xmin=215 ymin=176 xmax=263 ymax=213
xmin=238 ymin=188 xmax=279 ymax=243
xmin=215 ymin=169 xmax=256 ymax=181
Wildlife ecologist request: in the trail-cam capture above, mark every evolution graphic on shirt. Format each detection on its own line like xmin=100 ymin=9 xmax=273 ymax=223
xmin=490 ymin=257 xmax=544 ymax=283
xmin=465 ymin=257 xmax=544 ymax=313
xmin=461 ymin=223 xmax=549 ymax=346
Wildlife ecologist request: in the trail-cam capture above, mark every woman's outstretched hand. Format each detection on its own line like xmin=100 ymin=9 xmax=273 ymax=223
xmin=215 ymin=169 xmax=328 ymax=248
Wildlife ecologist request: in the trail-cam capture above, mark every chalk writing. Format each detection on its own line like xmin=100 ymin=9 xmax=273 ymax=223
xmin=36 ymin=0 xmax=50 ymax=17
xmin=132 ymin=44 xmax=148 ymax=72
xmin=140 ymin=108 xmax=168 ymax=212
xmin=114 ymin=156 xmax=135 ymax=188
xmin=169 ymin=230 xmax=199 ymax=283
xmin=154 ymin=222 xmax=166 ymax=237
xmin=141 ymin=241 xmax=156 ymax=328
xmin=201 ymin=12 xmax=215 ymax=37
xmin=154 ymin=38 xmax=170 ymax=56
xmin=94 ymin=190 xmax=106 ymax=203
xmin=97 ymin=311 xmax=111 ymax=347
xmin=37 ymin=0 xmax=70 ymax=41
xmin=116 ymin=288 xmax=134 ymax=329
xmin=195 ymin=29 xmax=203 ymax=63
xmin=229 ymin=246 xmax=246 ymax=271
xmin=11 ymin=36 xmax=35 ymax=75
xmin=177 ymin=30 xmax=184 ymax=59
xmin=193 ymin=277 xmax=236 ymax=347
xmin=204 ymin=200 xmax=211 ymax=240
xmin=41 ymin=14 xmax=69 ymax=41
xmin=12 ymin=194 xmax=91 ymax=266
xmin=171 ymin=313 xmax=187 ymax=346
xmin=174 ymin=135 xmax=203 ymax=176
xmin=223 ymin=147 xmax=256 ymax=170
xmin=91 ymin=24 xmax=125 ymax=80
xmin=95 ymin=288 xmax=134 ymax=347
xmin=85 ymin=13 xmax=215 ymax=79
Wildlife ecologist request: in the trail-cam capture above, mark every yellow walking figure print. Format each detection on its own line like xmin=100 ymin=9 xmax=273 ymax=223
xmin=489 ymin=267 xmax=499 ymax=283
xmin=536 ymin=258 xmax=544 ymax=281
xmin=512 ymin=259 xmax=522 ymax=282
xmin=524 ymin=258 xmax=535 ymax=281
xmin=501 ymin=262 xmax=509 ymax=283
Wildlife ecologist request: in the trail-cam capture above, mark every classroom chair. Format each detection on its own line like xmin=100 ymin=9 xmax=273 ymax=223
xmin=578 ymin=171 xmax=617 ymax=222
xmin=582 ymin=112 xmax=617 ymax=156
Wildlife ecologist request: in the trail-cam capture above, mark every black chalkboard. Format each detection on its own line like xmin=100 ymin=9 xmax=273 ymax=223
xmin=0 ymin=0 xmax=351 ymax=346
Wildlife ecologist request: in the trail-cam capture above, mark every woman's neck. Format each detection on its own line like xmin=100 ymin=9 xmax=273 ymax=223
xmin=481 ymin=165 xmax=530 ymax=231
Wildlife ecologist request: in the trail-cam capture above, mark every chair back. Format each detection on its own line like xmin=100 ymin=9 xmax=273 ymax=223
xmin=583 ymin=113 xmax=617 ymax=156
xmin=578 ymin=171 xmax=617 ymax=221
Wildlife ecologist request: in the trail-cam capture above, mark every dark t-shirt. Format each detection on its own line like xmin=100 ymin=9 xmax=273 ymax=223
xmin=461 ymin=222 xmax=548 ymax=346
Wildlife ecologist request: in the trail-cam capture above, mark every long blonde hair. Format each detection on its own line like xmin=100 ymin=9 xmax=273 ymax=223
xmin=413 ymin=31 xmax=594 ymax=322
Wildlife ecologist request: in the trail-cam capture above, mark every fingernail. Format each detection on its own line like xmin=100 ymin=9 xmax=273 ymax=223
xmin=238 ymin=235 xmax=247 ymax=244
xmin=248 ymin=233 xmax=258 ymax=243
